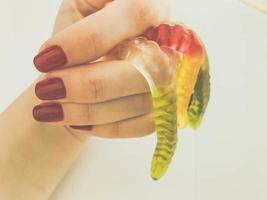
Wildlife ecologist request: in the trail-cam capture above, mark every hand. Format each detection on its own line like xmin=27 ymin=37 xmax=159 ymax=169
xmin=33 ymin=0 xmax=170 ymax=138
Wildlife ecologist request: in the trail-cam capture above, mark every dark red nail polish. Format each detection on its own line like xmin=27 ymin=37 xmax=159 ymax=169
xmin=70 ymin=125 xmax=93 ymax=131
xmin=35 ymin=77 xmax=66 ymax=100
xmin=33 ymin=45 xmax=67 ymax=72
xmin=33 ymin=103 xmax=64 ymax=122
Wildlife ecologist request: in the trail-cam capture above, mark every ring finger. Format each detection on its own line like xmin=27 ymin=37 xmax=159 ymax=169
xmin=35 ymin=60 xmax=150 ymax=103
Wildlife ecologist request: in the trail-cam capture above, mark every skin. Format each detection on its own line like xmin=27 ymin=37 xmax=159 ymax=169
xmin=0 ymin=0 xmax=169 ymax=199
xmin=35 ymin=0 xmax=170 ymax=136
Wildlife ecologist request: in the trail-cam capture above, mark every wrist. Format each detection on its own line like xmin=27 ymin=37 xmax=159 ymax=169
xmin=0 ymin=82 xmax=88 ymax=199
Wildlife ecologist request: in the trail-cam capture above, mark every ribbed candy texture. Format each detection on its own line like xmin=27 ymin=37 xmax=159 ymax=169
xmin=143 ymin=24 xmax=205 ymax=128
xmin=105 ymin=23 xmax=210 ymax=180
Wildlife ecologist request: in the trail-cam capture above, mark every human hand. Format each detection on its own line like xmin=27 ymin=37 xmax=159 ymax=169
xmin=33 ymin=0 xmax=170 ymax=138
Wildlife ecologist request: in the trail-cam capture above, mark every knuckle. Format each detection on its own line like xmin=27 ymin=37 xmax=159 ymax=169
xmin=73 ymin=69 xmax=105 ymax=103
xmin=85 ymin=103 xmax=99 ymax=124
xmin=85 ymin=32 xmax=100 ymax=57
xmin=86 ymin=76 xmax=104 ymax=102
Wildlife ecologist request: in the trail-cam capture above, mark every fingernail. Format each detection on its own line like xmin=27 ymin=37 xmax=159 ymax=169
xmin=70 ymin=125 xmax=93 ymax=131
xmin=33 ymin=103 xmax=64 ymax=122
xmin=35 ymin=77 xmax=66 ymax=100
xmin=33 ymin=45 xmax=67 ymax=72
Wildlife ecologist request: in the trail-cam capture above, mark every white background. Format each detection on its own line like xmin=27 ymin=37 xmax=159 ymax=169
xmin=1 ymin=0 xmax=267 ymax=199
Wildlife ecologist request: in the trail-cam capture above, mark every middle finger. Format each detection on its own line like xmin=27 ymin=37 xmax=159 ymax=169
xmin=35 ymin=60 xmax=150 ymax=103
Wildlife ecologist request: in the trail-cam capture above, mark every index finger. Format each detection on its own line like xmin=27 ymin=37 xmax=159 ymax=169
xmin=33 ymin=0 xmax=169 ymax=72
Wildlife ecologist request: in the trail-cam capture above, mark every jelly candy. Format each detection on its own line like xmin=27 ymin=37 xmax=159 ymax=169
xmin=105 ymin=23 xmax=210 ymax=180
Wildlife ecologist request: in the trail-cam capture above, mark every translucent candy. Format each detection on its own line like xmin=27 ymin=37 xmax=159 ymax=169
xmin=105 ymin=23 xmax=210 ymax=180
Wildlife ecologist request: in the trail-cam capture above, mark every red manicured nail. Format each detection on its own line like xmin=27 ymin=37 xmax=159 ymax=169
xmin=35 ymin=77 xmax=66 ymax=100
xmin=70 ymin=125 xmax=93 ymax=131
xmin=33 ymin=45 xmax=67 ymax=72
xmin=33 ymin=103 xmax=64 ymax=122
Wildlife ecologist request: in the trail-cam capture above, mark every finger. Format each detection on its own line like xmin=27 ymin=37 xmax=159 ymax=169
xmin=33 ymin=0 xmax=169 ymax=72
xmin=32 ymin=93 xmax=152 ymax=125
xmin=35 ymin=60 xmax=150 ymax=103
xmin=69 ymin=113 xmax=155 ymax=138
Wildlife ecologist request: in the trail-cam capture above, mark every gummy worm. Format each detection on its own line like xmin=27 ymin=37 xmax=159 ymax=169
xmin=105 ymin=23 xmax=210 ymax=180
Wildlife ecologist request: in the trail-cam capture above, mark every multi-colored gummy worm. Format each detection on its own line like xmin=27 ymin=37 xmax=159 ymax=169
xmin=105 ymin=23 xmax=210 ymax=180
